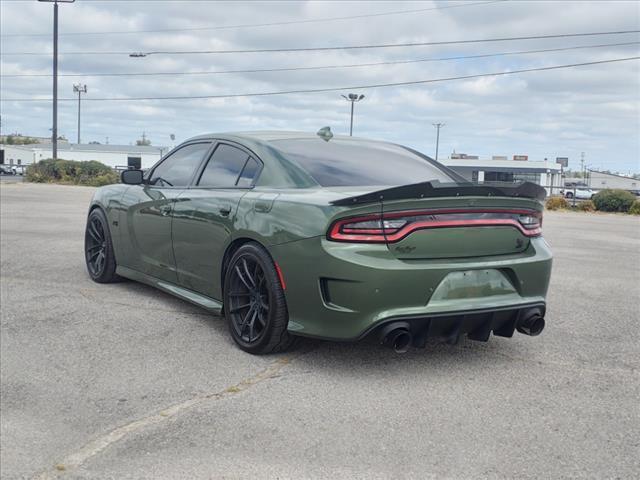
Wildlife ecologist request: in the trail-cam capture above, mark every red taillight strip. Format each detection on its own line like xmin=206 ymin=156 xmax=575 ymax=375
xmin=328 ymin=208 xmax=542 ymax=243
xmin=384 ymin=218 xmax=541 ymax=241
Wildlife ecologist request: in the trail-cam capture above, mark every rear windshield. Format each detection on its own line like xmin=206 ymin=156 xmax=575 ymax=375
xmin=271 ymin=138 xmax=454 ymax=187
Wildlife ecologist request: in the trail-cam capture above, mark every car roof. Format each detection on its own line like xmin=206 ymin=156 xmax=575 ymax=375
xmin=186 ymin=130 xmax=388 ymax=144
xmin=177 ymin=130 xmax=460 ymax=189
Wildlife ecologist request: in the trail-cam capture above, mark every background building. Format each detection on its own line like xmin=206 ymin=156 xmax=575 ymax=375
xmin=0 ymin=143 xmax=166 ymax=170
xmin=441 ymin=156 xmax=563 ymax=195
xmin=586 ymin=170 xmax=639 ymax=191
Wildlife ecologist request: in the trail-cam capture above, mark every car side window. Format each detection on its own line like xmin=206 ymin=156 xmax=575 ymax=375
xmin=237 ymin=158 xmax=260 ymax=188
xmin=198 ymin=144 xmax=259 ymax=188
xmin=149 ymin=143 xmax=210 ymax=187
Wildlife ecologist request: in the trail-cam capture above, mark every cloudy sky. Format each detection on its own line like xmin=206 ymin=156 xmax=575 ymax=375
xmin=1 ymin=0 xmax=639 ymax=172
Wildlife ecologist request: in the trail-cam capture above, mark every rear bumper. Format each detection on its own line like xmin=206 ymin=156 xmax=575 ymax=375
xmin=357 ymin=302 xmax=546 ymax=346
xmin=269 ymin=236 xmax=552 ymax=341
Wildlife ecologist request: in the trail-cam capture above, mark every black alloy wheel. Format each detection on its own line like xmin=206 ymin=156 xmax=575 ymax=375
xmin=84 ymin=209 xmax=120 ymax=283
xmin=224 ymin=242 xmax=296 ymax=354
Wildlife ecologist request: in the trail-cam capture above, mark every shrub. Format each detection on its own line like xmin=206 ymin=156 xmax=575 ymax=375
xmin=577 ymin=200 xmax=595 ymax=212
xmin=545 ymin=196 xmax=569 ymax=210
xmin=629 ymin=200 xmax=640 ymax=215
xmin=592 ymin=189 xmax=636 ymax=212
xmin=25 ymin=159 xmax=118 ymax=186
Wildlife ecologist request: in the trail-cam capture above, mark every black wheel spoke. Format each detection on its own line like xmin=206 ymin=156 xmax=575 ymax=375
xmin=235 ymin=265 xmax=252 ymax=290
xmin=88 ymin=223 xmax=101 ymax=242
xmin=227 ymin=253 xmax=272 ymax=345
xmin=242 ymin=259 xmax=256 ymax=288
xmin=95 ymin=251 xmax=105 ymax=272
xmin=239 ymin=304 xmax=256 ymax=329
xmin=248 ymin=316 xmax=256 ymax=342
xmin=88 ymin=249 xmax=102 ymax=261
xmin=228 ymin=291 xmax=250 ymax=298
xmin=229 ymin=302 xmax=251 ymax=313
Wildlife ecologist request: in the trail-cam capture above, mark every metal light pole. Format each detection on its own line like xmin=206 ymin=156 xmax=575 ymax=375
xmin=341 ymin=93 xmax=365 ymax=136
xmin=38 ymin=0 xmax=75 ymax=160
xmin=432 ymin=123 xmax=445 ymax=161
xmin=73 ymin=84 xmax=87 ymax=144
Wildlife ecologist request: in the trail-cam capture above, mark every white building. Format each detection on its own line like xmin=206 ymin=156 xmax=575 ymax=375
xmin=440 ymin=157 xmax=563 ymax=196
xmin=0 ymin=143 xmax=166 ymax=170
xmin=586 ymin=170 xmax=639 ymax=191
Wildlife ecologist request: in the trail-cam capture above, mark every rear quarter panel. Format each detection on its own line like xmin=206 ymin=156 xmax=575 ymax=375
xmin=232 ymin=188 xmax=382 ymax=246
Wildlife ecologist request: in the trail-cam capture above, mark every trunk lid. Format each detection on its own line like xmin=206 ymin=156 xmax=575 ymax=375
xmin=330 ymin=181 xmax=545 ymax=260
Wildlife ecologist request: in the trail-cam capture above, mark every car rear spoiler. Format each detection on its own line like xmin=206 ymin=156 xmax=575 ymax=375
xmin=330 ymin=181 xmax=547 ymax=206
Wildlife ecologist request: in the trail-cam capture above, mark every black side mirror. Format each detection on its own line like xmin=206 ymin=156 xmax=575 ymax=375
xmin=121 ymin=169 xmax=144 ymax=185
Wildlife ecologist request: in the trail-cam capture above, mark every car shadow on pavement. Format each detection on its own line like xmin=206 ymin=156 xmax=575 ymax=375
xmin=100 ymin=276 xmax=529 ymax=370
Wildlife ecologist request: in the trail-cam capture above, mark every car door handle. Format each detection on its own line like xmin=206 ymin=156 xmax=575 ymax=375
xmin=219 ymin=207 xmax=232 ymax=217
xmin=159 ymin=205 xmax=172 ymax=216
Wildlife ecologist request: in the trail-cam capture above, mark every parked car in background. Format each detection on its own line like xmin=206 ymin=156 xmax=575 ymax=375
xmin=0 ymin=165 xmax=16 ymax=175
xmin=84 ymin=131 xmax=552 ymax=354
xmin=564 ymin=186 xmax=595 ymax=199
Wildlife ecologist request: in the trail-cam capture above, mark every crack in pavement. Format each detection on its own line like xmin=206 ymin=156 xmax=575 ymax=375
xmin=33 ymin=356 xmax=295 ymax=479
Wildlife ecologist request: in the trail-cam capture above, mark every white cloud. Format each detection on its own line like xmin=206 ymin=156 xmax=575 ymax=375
xmin=0 ymin=0 xmax=638 ymax=171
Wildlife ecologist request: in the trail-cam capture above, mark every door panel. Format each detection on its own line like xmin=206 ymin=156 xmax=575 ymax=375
xmin=118 ymin=142 xmax=213 ymax=282
xmin=170 ymin=142 xmax=262 ymax=299
xmin=119 ymin=185 xmax=184 ymax=282
xmin=172 ymin=189 xmax=247 ymax=299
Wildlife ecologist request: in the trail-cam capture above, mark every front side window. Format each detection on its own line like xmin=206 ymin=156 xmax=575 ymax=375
xmin=149 ymin=143 xmax=210 ymax=187
xmin=198 ymin=144 xmax=260 ymax=188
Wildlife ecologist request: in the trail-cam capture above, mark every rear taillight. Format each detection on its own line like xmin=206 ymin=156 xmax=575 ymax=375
xmin=328 ymin=209 xmax=542 ymax=243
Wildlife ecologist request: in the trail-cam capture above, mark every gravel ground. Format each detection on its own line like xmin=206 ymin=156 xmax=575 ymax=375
xmin=1 ymin=183 xmax=639 ymax=479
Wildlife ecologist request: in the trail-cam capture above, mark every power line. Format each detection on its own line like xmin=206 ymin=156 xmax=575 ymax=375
xmin=3 ymin=41 xmax=638 ymax=78
xmin=1 ymin=1 xmax=506 ymax=38
xmin=3 ymin=29 xmax=639 ymax=56
xmin=2 ymin=56 xmax=637 ymax=102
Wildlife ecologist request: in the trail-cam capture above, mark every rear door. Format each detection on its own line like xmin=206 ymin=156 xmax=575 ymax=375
xmin=172 ymin=142 xmax=262 ymax=299
xmin=119 ymin=142 xmax=212 ymax=282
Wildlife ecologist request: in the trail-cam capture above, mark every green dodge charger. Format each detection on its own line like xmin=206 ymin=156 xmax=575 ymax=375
xmin=85 ymin=131 xmax=552 ymax=354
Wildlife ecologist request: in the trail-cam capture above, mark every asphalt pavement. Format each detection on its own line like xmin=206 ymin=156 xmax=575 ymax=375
xmin=0 ymin=174 xmax=24 ymax=183
xmin=1 ymin=183 xmax=639 ymax=479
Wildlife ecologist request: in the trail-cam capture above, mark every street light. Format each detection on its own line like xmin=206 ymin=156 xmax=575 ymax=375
xmin=73 ymin=84 xmax=87 ymax=144
xmin=38 ymin=0 xmax=76 ymax=160
xmin=341 ymin=93 xmax=365 ymax=136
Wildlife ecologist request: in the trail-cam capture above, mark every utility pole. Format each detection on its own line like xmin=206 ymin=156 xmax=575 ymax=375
xmin=341 ymin=93 xmax=365 ymax=136
xmin=580 ymin=151 xmax=586 ymax=180
xmin=52 ymin=1 xmax=58 ymax=158
xmin=432 ymin=123 xmax=445 ymax=161
xmin=39 ymin=0 xmax=75 ymax=160
xmin=73 ymin=84 xmax=87 ymax=144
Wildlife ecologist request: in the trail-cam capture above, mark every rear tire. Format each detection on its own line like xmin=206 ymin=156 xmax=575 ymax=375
xmin=565 ymin=192 xmax=573 ymax=199
xmin=84 ymin=208 xmax=121 ymax=283
xmin=223 ymin=242 xmax=296 ymax=354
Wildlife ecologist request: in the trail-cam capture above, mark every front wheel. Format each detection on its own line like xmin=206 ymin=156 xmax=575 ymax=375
xmin=84 ymin=208 xmax=121 ymax=283
xmin=223 ymin=242 xmax=296 ymax=354
xmin=565 ymin=192 xmax=574 ymax=199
